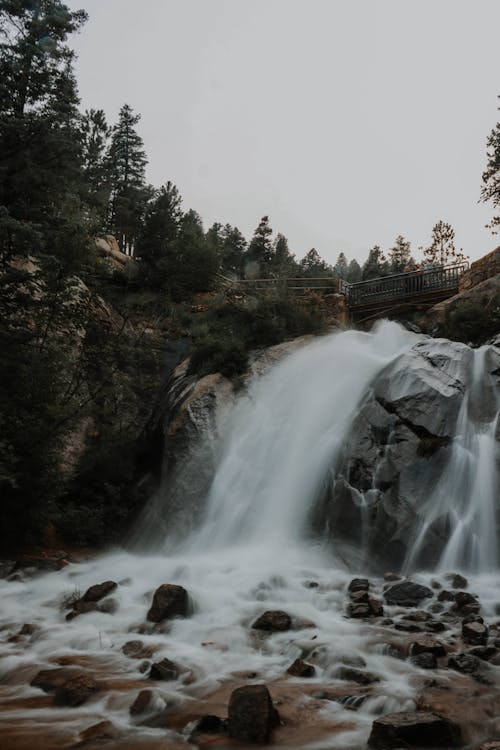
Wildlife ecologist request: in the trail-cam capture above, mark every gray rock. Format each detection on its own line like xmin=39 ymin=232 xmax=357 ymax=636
xmin=368 ymin=710 xmax=462 ymax=748
xmin=384 ymin=581 xmax=434 ymax=607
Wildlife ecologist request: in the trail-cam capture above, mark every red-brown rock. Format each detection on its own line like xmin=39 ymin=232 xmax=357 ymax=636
xmin=146 ymin=584 xmax=189 ymax=623
xmin=368 ymin=710 xmax=463 ymax=747
xmin=228 ymin=684 xmax=280 ymax=743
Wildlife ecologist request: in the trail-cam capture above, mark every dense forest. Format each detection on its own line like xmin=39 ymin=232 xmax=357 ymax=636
xmin=1 ymin=1 xmax=499 ymax=552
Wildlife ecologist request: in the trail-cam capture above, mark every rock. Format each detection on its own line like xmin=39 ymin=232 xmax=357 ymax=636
xmin=54 ymin=674 xmax=99 ymax=707
xmin=81 ymin=580 xmax=117 ymax=603
xmin=31 ymin=668 xmax=77 ymax=693
xmin=384 ymin=582 xmax=434 ymax=607
xmin=446 ymin=573 xmax=468 ymax=589
xmin=19 ymin=623 xmax=37 ymax=636
xmin=408 ymin=636 xmax=446 ymax=658
xmin=149 ymin=657 xmax=180 ymax=681
xmin=395 ymin=620 xmax=425 ymax=633
xmin=406 ymin=610 xmax=432 ymax=622
xmin=426 ymin=620 xmax=447 ymax=633
xmin=384 ymin=572 xmax=401 ymax=582
xmin=147 ymin=584 xmax=189 ymax=623
xmin=448 ymin=652 xmax=481 ymax=674
xmin=193 ymin=715 xmax=228 ymax=734
xmin=252 ymin=610 xmax=291 ymax=632
xmin=130 ymin=689 xmax=155 ymax=716
xmin=12 ymin=556 xmax=65 ymax=575
xmin=368 ymin=710 xmax=463 ymax=748
xmin=431 ymin=579 xmax=442 ymax=589
xmin=350 ymin=589 xmax=369 ymax=603
xmin=348 ymin=578 xmax=369 ymax=593
xmin=369 ymin=598 xmax=384 ymax=616
xmin=477 ymin=742 xmax=500 ymax=750
xmin=411 ymin=652 xmax=438 ymax=669
xmin=122 ymin=640 xmax=158 ymax=659
xmin=73 ymin=721 xmax=119 ymax=747
xmin=347 ymin=602 xmax=371 ymax=618
xmin=470 ymin=646 xmax=497 ymax=661
xmin=462 ymin=620 xmax=488 ymax=645
xmin=338 ymin=666 xmax=379 ymax=685
xmin=454 ymin=591 xmax=479 ymax=612
xmin=438 ymin=590 xmax=456 ymax=602
xmin=286 ymin=659 xmax=315 ymax=678
xmin=227 ymin=684 xmax=280 ymax=743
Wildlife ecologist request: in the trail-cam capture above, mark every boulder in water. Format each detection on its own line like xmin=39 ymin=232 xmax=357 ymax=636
xmin=54 ymin=674 xmax=100 ymax=707
xmin=368 ymin=710 xmax=463 ymax=748
xmin=348 ymin=578 xmax=370 ymax=593
xmin=149 ymin=657 xmax=180 ymax=681
xmin=251 ymin=610 xmax=292 ymax=631
xmin=384 ymin=581 xmax=434 ymax=607
xmin=462 ymin=620 xmax=488 ymax=645
xmin=122 ymin=640 xmax=159 ymax=659
xmin=338 ymin=666 xmax=379 ymax=685
xmin=286 ymin=658 xmax=315 ymax=678
xmin=408 ymin=636 xmax=446 ymax=658
xmin=147 ymin=583 xmax=189 ymax=622
xmin=31 ymin=667 xmax=78 ymax=693
xmin=411 ymin=652 xmax=438 ymax=669
xmin=80 ymin=580 xmax=117 ymax=602
xmin=448 ymin=652 xmax=481 ymax=674
xmin=72 ymin=721 xmax=119 ymax=748
xmin=227 ymin=684 xmax=280 ymax=743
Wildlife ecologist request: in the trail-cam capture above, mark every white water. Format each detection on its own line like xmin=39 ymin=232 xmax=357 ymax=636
xmin=1 ymin=322 xmax=499 ymax=748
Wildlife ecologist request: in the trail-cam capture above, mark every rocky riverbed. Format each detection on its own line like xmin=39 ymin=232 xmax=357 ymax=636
xmin=2 ymin=550 xmax=500 ymax=749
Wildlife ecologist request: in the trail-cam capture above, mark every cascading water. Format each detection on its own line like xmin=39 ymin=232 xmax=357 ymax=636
xmin=1 ymin=321 xmax=499 ymax=750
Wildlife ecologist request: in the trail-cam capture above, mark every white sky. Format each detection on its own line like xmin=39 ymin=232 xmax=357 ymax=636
xmin=68 ymin=0 xmax=500 ymax=264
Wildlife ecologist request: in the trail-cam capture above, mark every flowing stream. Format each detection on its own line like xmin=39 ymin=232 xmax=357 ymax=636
xmin=1 ymin=321 xmax=499 ymax=749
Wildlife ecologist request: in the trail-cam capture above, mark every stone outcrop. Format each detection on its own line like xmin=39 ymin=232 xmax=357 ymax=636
xmin=459 ymin=246 xmax=500 ymax=292
xmin=325 ymin=338 xmax=500 ymax=570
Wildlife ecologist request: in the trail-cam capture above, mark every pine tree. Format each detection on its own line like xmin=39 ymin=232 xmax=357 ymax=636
xmin=334 ymin=252 xmax=349 ymax=279
xmin=299 ymin=248 xmax=333 ymax=277
xmin=136 ymin=181 xmax=182 ymax=288
xmin=387 ymin=235 xmax=411 ymax=273
xmin=107 ymin=103 xmax=148 ymax=254
xmin=346 ymin=258 xmax=362 ymax=282
xmin=246 ymin=215 xmax=273 ymax=276
xmin=362 ymin=245 xmax=388 ymax=280
xmin=481 ymin=95 xmax=500 ymax=234
xmin=207 ymin=223 xmax=247 ymax=278
xmin=424 ymin=220 xmax=457 ymax=266
xmin=79 ymin=108 xmax=111 ymax=227
xmin=271 ymin=233 xmax=297 ymax=277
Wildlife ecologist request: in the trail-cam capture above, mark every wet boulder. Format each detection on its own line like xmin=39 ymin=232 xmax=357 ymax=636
xmin=384 ymin=581 xmax=434 ymax=607
xmin=81 ymin=580 xmax=117 ymax=602
xmin=228 ymin=684 xmax=280 ymax=743
xmin=368 ymin=710 xmax=463 ymax=748
xmin=338 ymin=666 xmax=379 ymax=685
xmin=148 ymin=657 xmax=180 ymax=681
xmin=408 ymin=636 xmax=446 ymax=658
xmin=448 ymin=652 xmax=481 ymax=674
xmin=193 ymin=715 xmax=228 ymax=734
xmin=122 ymin=640 xmax=158 ymax=659
xmin=348 ymin=578 xmax=369 ymax=593
xmin=453 ymin=591 xmax=479 ymax=613
xmin=251 ymin=610 xmax=291 ymax=632
xmin=72 ymin=721 xmax=119 ymax=748
xmin=462 ymin=620 xmax=488 ymax=645
xmin=146 ymin=583 xmax=189 ymax=623
xmin=411 ymin=652 xmax=438 ymax=669
xmin=31 ymin=667 xmax=78 ymax=693
xmin=286 ymin=659 xmax=315 ymax=678
xmin=54 ymin=674 xmax=100 ymax=707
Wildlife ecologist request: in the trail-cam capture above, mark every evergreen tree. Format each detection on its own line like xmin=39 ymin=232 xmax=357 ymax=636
xmin=207 ymin=222 xmax=247 ymax=278
xmin=136 ymin=181 xmax=182 ymax=288
xmin=362 ymin=245 xmax=388 ymax=280
xmin=334 ymin=252 xmax=349 ymax=279
xmin=107 ymin=103 xmax=148 ymax=254
xmin=172 ymin=209 xmax=218 ymax=297
xmin=387 ymin=234 xmax=411 ymax=273
xmin=271 ymin=233 xmax=297 ymax=277
xmin=424 ymin=220 xmax=457 ymax=266
xmin=246 ymin=215 xmax=273 ymax=276
xmin=299 ymin=248 xmax=334 ymax=277
xmin=346 ymin=258 xmax=362 ymax=282
xmin=481 ymin=95 xmax=500 ymax=234
xmin=79 ymin=108 xmax=111 ymax=227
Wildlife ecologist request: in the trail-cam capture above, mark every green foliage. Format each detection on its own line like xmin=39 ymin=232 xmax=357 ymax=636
xmin=481 ymin=95 xmax=500 ymax=234
xmin=187 ymin=339 xmax=248 ymax=379
xmin=299 ymin=248 xmax=335 ymax=278
xmin=444 ymin=296 xmax=500 ymax=345
xmin=387 ymin=234 xmax=412 ymax=273
xmin=362 ymin=245 xmax=388 ymax=280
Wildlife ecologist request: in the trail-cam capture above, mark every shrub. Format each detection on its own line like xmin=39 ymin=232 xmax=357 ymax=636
xmin=187 ymin=340 xmax=248 ymax=378
xmin=445 ymin=295 xmax=500 ymax=345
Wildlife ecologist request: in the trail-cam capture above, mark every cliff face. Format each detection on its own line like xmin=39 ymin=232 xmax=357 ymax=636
xmin=145 ymin=331 xmax=500 ymax=568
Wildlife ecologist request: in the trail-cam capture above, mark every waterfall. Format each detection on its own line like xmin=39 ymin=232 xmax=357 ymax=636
xmin=158 ymin=320 xmax=417 ymax=553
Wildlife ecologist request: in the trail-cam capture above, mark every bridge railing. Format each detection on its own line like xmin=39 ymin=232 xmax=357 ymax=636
xmin=217 ymin=274 xmax=340 ymax=294
xmin=342 ymin=263 xmax=468 ymax=307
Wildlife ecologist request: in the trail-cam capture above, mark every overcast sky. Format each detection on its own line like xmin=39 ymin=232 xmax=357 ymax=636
xmin=68 ymin=0 xmax=500 ymax=264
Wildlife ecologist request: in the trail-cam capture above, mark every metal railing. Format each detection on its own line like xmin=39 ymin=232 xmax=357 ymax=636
xmin=342 ymin=263 xmax=468 ymax=308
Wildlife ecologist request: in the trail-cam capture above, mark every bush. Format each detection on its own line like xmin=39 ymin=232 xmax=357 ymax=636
xmin=187 ymin=340 xmax=248 ymax=378
xmin=445 ymin=296 xmax=500 ymax=345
